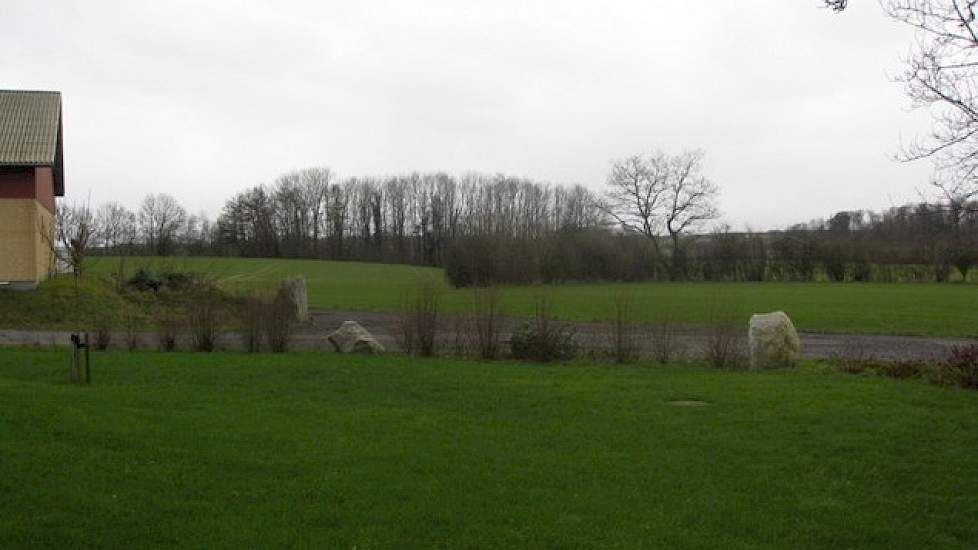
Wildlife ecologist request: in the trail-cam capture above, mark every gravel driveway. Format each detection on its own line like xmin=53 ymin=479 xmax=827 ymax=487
xmin=1 ymin=308 xmax=971 ymax=361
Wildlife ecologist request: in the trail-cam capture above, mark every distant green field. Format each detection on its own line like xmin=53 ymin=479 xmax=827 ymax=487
xmin=85 ymin=256 xmax=978 ymax=337
xmin=1 ymin=348 xmax=975 ymax=548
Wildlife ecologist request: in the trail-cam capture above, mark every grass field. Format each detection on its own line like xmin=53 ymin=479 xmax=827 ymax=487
xmin=0 ymin=348 xmax=975 ymax=548
xmin=85 ymin=256 xmax=978 ymax=337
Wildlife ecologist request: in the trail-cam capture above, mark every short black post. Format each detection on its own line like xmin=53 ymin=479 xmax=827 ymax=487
xmin=83 ymin=332 xmax=91 ymax=384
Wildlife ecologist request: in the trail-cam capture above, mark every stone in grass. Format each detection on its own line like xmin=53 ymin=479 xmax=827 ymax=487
xmin=328 ymin=321 xmax=385 ymax=354
xmin=748 ymin=311 xmax=801 ymax=369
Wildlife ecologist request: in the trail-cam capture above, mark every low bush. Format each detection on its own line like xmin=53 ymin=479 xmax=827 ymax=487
xmin=650 ymin=315 xmax=683 ymax=364
xmin=937 ymin=345 xmax=978 ymax=389
xmin=607 ymin=291 xmax=639 ymax=364
xmin=829 ymin=343 xmax=978 ymax=389
xmin=700 ymin=316 xmax=746 ymax=369
xmin=399 ymin=278 xmax=441 ymax=357
xmin=510 ymin=293 xmax=576 ymax=362
xmin=872 ymin=359 xmax=929 ymax=380
xmin=472 ymin=287 xmax=504 ymax=360
xmin=123 ymin=309 xmax=140 ymax=352
xmin=92 ymin=316 xmax=112 ymax=351
xmin=266 ymin=285 xmax=297 ymax=353
xmin=237 ymin=291 xmax=266 ymax=353
xmin=829 ymin=338 xmax=871 ymax=374
xmin=188 ymin=289 xmax=222 ymax=352
xmin=156 ymin=308 xmax=180 ymax=352
xmin=127 ymin=268 xmax=162 ymax=292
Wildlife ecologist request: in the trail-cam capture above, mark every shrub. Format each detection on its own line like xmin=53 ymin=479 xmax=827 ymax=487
xmin=607 ymin=291 xmax=639 ymax=363
xmin=954 ymin=250 xmax=974 ymax=282
xmin=237 ymin=291 xmax=266 ymax=353
xmin=700 ymin=315 xmax=746 ymax=369
xmin=162 ymin=271 xmax=196 ymax=292
xmin=265 ymin=284 xmax=297 ymax=353
xmin=829 ymin=337 xmax=871 ymax=374
xmin=92 ymin=316 xmax=112 ymax=351
xmin=188 ymin=289 xmax=222 ymax=352
xmin=650 ymin=315 xmax=683 ymax=364
xmin=124 ymin=310 xmax=140 ymax=352
xmin=830 ymin=341 xmax=936 ymax=383
xmin=510 ymin=293 xmax=576 ymax=362
xmin=472 ymin=286 xmax=505 ymax=360
xmin=937 ymin=345 xmax=978 ymax=389
xmin=399 ymin=278 xmax=440 ymax=357
xmin=127 ymin=268 xmax=162 ymax=292
xmin=850 ymin=257 xmax=873 ymax=282
xmin=872 ymin=359 xmax=928 ymax=380
xmin=824 ymin=253 xmax=847 ymax=282
xmin=156 ymin=308 xmax=180 ymax=351
xmin=934 ymin=255 xmax=952 ymax=282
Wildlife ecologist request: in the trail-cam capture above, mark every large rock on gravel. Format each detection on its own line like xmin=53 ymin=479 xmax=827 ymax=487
xmin=283 ymin=276 xmax=309 ymax=322
xmin=748 ymin=311 xmax=801 ymax=369
xmin=328 ymin=321 xmax=385 ymax=354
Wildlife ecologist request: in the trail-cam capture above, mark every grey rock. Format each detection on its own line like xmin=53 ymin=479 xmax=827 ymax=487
xmin=283 ymin=276 xmax=309 ymax=322
xmin=328 ymin=321 xmax=385 ymax=354
xmin=748 ymin=311 xmax=801 ymax=369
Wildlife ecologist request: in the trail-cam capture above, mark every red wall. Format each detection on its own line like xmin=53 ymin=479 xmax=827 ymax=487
xmin=34 ymin=167 xmax=56 ymax=213
xmin=0 ymin=167 xmax=55 ymax=213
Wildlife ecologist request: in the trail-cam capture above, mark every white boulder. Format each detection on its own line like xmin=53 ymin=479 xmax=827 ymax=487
xmin=748 ymin=311 xmax=801 ymax=369
xmin=328 ymin=321 xmax=385 ymax=354
xmin=283 ymin=276 xmax=309 ymax=323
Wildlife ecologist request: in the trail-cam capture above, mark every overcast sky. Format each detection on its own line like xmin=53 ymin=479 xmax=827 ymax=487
xmin=2 ymin=1 xmax=935 ymax=229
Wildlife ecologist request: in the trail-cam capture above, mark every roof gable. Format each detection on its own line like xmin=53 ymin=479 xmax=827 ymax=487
xmin=0 ymin=90 xmax=64 ymax=196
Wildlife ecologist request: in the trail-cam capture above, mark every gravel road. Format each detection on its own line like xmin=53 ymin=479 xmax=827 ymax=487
xmin=4 ymin=309 xmax=964 ymax=361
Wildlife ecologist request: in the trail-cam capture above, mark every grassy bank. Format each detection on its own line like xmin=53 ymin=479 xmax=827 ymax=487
xmin=0 ymin=349 xmax=976 ymax=548
xmin=85 ymin=256 xmax=978 ymax=337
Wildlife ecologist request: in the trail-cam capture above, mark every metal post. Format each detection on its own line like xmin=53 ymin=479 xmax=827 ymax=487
xmin=83 ymin=332 xmax=91 ymax=384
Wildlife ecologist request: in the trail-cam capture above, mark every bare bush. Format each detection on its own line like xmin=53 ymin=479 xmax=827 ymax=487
xmin=472 ymin=286 xmax=504 ymax=360
xmin=119 ymin=302 xmax=142 ymax=352
xmin=92 ymin=317 xmax=112 ymax=351
xmin=188 ymin=289 xmax=222 ymax=352
xmin=938 ymin=345 xmax=978 ymax=389
xmin=237 ymin=291 xmax=267 ymax=353
xmin=266 ymin=284 xmax=297 ymax=353
xmin=510 ymin=292 xmax=577 ymax=362
xmin=700 ymin=311 xmax=746 ymax=369
xmin=650 ymin=314 xmax=683 ymax=364
xmin=829 ymin=337 xmax=871 ymax=374
xmin=124 ymin=311 xmax=140 ymax=352
xmin=399 ymin=278 xmax=441 ymax=357
xmin=607 ymin=291 xmax=639 ymax=364
xmin=451 ymin=313 xmax=473 ymax=357
xmin=156 ymin=308 xmax=180 ymax=352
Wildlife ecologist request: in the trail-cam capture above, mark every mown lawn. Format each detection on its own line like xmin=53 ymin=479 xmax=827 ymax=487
xmin=0 ymin=348 xmax=976 ymax=548
xmin=87 ymin=256 xmax=978 ymax=337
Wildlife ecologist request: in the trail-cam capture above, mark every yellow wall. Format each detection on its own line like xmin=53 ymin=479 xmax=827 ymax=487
xmin=0 ymin=199 xmax=54 ymax=284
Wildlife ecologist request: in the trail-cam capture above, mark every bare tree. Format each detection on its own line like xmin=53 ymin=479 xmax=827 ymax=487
xmin=663 ymin=150 xmax=720 ymax=278
xmin=56 ymin=202 xmax=97 ymax=277
xmin=300 ymin=166 xmax=332 ymax=256
xmin=828 ymin=1 xmax=978 ymax=196
xmin=604 ymin=154 xmax=667 ymax=243
xmin=95 ymin=202 xmax=136 ymax=252
xmin=138 ymin=193 xmax=187 ymax=255
xmin=603 ymin=149 xmax=719 ymax=279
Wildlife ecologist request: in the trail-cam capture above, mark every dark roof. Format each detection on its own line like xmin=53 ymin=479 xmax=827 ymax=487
xmin=0 ymin=90 xmax=64 ymax=195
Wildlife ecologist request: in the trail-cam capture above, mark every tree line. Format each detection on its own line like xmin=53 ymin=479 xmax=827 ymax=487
xmin=59 ymin=148 xmax=977 ymax=285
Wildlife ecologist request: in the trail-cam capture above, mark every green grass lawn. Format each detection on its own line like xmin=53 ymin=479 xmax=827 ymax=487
xmin=87 ymin=256 xmax=978 ymax=337
xmin=0 ymin=349 xmax=975 ymax=548
xmin=0 ymin=275 xmax=131 ymax=330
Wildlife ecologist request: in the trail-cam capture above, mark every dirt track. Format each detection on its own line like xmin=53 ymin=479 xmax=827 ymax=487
xmin=2 ymin=309 xmax=971 ymax=361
